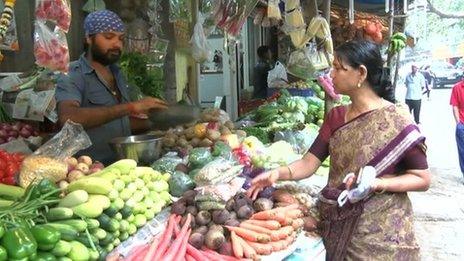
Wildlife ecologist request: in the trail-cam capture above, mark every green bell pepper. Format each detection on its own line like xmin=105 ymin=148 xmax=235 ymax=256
xmin=0 ymin=226 xmax=4 ymax=239
xmin=30 ymin=179 xmax=60 ymax=200
xmin=33 ymin=251 xmax=57 ymax=261
xmin=0 ymin=245 xmax=7 ymax=261
xmin=31 ymin=225 xmax=60 ymax=247
xmin=1 ymin=226 xmax=37 ymax=259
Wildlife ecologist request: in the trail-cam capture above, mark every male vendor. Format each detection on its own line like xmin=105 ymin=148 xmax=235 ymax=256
xmin=55 ymin=10 xmax=167 ymax=164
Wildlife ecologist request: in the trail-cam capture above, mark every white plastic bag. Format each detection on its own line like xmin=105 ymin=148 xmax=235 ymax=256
xmin=267 ymin=61 xmax=288 ymax=88
xmin=190 ymin=13 xmax=211 ymax=63
xmin=34 ymin=21 xmax=69 ymax=72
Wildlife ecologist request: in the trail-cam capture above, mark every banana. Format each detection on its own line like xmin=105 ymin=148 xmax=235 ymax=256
xmin=392 ymin=32 xmax=407 ymax=42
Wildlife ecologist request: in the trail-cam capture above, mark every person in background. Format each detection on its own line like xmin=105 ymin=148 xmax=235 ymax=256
xmin=247 ymin=40 xmax=429 ymax=260
xmin=252 ymin=45 xmax=273 ymax=99
xmin=421 ymin=65 xmax=434 ymax=100
xmin=450 ymin=79 xmax=464 ymax=181
xmin=405 ymin=64 xmax=426 ymax=124
xmin=55 ymin=10 xmax=167 ymax=164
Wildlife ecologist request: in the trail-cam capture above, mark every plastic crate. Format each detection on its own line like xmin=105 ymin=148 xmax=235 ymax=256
xmin=267 ymin=88 xmax=315 ymax=97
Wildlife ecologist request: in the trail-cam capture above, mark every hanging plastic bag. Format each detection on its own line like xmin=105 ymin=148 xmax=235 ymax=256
xmin=82 ymin=0 xmax=106 ymax=13
xmin=34 ymin=21 xmax=70 ymax=72
xmin=287 ymin=48 xmax=315 ymax=80
xmin=267 ymin=0 xmax=282 ymax=20
xmin=307 ymin=40 xmax=331 ymax=71
xmin=35 ymin=0 xmax=71 ymax=32
xmin=190 ymin=13 xmax=211 ymax=63
xmin=19 ymin=121 xmax=92 ymax=188
xmin=267 ymin=61 xmax=288 ymax=88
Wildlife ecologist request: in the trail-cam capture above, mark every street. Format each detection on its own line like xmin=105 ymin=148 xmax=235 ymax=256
xmin=396 ymin=86 xmax=464 ymax=260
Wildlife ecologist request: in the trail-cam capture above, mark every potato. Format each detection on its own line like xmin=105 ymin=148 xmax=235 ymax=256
xmin=185 ymin=127 xmax=196 ymax=139
xmin=177 ymin=138 xmax=189 ymax=148
xmin=219 ymin=126 xmax=232 ymax=135
xmin=67 ymin=170 xmax=85 ymax=182
xmin=206 ymin=130 xmax=221 ymax=141
xmin=224 ymin=121 xmax=235 ymax=130
xmin=162 ymin=137 xmax=176 ymax=147
xmin=75 ymin=163 xmax=90 ymax=174
xmin=235 ymin=130 xmax=247 ymax=138
xmin=198 ymin=138 xmax=213 ymax=147
xmin=78 ymin=155 xmax=93 ymax=166
xmin=190 ymin=137 xmax=201 ymax=147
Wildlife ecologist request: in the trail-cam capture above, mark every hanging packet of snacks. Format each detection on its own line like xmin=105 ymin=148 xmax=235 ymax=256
xmin=34 ymin=21 xmax=69 ymax=72
xmin=267 ymin=0 xmax=282 ymax=20
xmin=0 ymin=0 xmax=19 ymax=51
xmin=35 ymin=0 xmax=71 ymax=32
xmin=169 ymin=0 xmax=191 ymax=22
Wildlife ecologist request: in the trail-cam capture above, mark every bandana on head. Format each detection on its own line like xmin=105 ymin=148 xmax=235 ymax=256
xmin=84 ymin=10 xmax=125 ymax=36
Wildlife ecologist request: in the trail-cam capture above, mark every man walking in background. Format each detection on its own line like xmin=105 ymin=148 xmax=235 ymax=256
xmin=253 ymin=46 xmax=273 ymax=99
xmin=451 ymin=79 xmax=464 ymax=180
xmin=405 ymin=64 xmax=426 ymax=124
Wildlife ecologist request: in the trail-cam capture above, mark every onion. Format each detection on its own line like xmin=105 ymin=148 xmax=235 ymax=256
xmin=0 ymin=130 xmax=7 ymax=139
xmin=8 ymin=130 xmax=18 ymax=138
xmin=22 ymin=124 xmax=34 ymax=131
xmin=2 ymin=124 xmax=12 ymax=131
xmin=19 ymin=128 xmax=31 ymax=138
xmin=11 ymin=122 xmax=22 ymax=131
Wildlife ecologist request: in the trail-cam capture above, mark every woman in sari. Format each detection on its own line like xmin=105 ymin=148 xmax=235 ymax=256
xmin=247 ymin=40 xmax=430 ymax=261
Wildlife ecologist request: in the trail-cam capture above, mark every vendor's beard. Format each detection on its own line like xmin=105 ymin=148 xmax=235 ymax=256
xmin=90 ymin=44 xmax=121 ymax=66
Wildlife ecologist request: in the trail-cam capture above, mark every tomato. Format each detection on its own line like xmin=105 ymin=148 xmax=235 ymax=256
xmin=5 ymin=164 xmax=17 ymax=177
xmin=0 ymin=150 xmax=7 ymax=160
xmin=11 ymin=153 xmax=24 ymax=162
xmin=0 ymin=159 xmax=6 ymax=170
xmin=1 ymin=176 xmax=15 ymax=185
xmin=0 ymin=170 xmax=5 ymax=179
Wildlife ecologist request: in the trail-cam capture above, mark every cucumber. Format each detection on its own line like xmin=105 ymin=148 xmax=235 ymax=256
xmin=72 ymin=202 xmax=103 ymax=218
xmin=113 ymin=230 xmax=120 ymax=238
xmin=51 ymin=219 xmax=88 ymax=232
xmin=113 ymin=198 xmax=124 ymax=210
xmin=119 ymin=232 xmax=129 ymax=241
xmin=112 ymin=238 xmax=121 ymax=247
xmin=127 ymin=223 xmax=137 ymax=235
xmin=88 ymin=195 xmax=111 ymax=210
xmin=58 ymin=258 xmax=72 ymax=261
xmin=46 ymin=207 xmax=74 ymax=221
xmin=0 ymin=183 xmax=25 ymax=200
xmin=44 ymin=223 xmax=78 ymax=241
xmin=91 ymin=228 xmax=107 ymax=240
xmin=104 ymin=243 xmax=114 ymax=252
xmin=106 ymin=219 xmax=120 ymax=232
xmin=89 ymin=249 xmax=99 ymax=261
xmin=67 ymin=177 xmax=113 ymax=195
xmin=134 ymin=214 xmax=147 ymax=228
xmin=76 ymin=234 xmax=99 ymax=248
xmin=120 ymin=205 xmax=133 ymax=219
xmin=51 ymin=240 xmax=72 ymax=257
xmin=103 ymin=203 xmax=119 ymax=217
xmin=119 ymin=219 xmax=129 ymax=232
xmin=114 ymin=213 xmax=122 ymax=221
xmin=85 ymin=219 xmax=100 ymax=230
xmin=97 ymin=214 xmax=111 ymax=231
xmin=99 ymin=233 xmax=115 ymax=246
xmin=58 ymin=190 xmax=89 ymax=208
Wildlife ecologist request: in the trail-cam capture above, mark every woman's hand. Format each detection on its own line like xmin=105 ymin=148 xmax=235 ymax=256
xmin=247 ymin=169 xmax=280 ymax=200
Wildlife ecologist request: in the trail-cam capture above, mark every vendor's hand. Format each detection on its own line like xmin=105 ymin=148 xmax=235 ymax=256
xmin=370 ymin=178 xmax=385 ymax=193
xmin=132 ymin=97 xmax=168 ymax=113
xmin=345 ymin=174 xmax=357 ymax=190
xmin=247 ymin=169 xmax=280 ymax=200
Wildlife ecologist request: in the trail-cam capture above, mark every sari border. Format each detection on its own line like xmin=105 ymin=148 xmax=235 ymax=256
xmin=368 ymin=124 xmax=425 ymax=176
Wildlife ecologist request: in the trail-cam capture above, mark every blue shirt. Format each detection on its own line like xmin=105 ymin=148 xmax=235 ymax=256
xmin=405 ymin=73 xmax=425 ymax=100
xmin=55 ymin=54 xmax=131 ymax=164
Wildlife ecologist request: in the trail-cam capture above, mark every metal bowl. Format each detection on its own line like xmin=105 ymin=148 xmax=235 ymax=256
xmin=109 ymin=135 xmax=162 ymax=166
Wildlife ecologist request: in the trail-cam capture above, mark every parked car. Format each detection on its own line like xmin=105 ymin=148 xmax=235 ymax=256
xmin=421 ymin=62 xmax=463 ymax=88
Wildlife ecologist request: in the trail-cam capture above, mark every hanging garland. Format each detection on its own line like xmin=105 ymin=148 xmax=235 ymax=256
xmin=0 ymin=0 xmax=16 ymax=62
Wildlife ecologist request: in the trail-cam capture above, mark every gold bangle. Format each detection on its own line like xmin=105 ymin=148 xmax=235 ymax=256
xmin=287 ymin=166 xmax=294 ymax=180
xmin=375 ymin=178 xmax=387 ymax=194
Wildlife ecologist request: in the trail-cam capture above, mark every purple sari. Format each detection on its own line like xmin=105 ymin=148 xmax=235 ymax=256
xmin=317 ymin=104 xmax=424 ymax=261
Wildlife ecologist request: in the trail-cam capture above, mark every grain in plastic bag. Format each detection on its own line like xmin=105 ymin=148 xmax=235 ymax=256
xmin=19 ymin=121 xmax=91 ymax=188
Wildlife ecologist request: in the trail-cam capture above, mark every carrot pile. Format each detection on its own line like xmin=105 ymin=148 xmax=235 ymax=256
xmin=226 ymin=204 xmax=304 ymax=259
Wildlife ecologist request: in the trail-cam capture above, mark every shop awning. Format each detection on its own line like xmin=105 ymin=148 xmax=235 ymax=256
xmin=432 ymin=42 xmax=464 ymax=59
xmin=331 ymin=0 xmax=405 ymax=16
